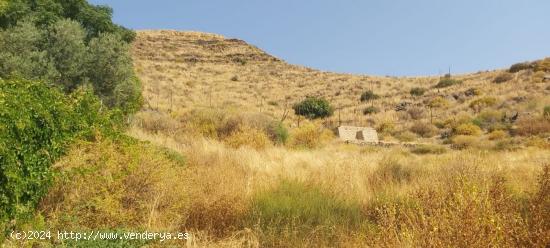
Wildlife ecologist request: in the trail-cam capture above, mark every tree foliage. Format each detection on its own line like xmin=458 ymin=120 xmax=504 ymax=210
xmin=0 ymin=0 xmax=134 ymax=42
xmin=293 ymin=97 xmax=334 ymax=119
xmin=0 ymin=2 xmax=141 ymax=114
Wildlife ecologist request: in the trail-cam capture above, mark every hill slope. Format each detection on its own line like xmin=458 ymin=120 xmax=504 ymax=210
xmin=132 ymin=30 xmax=549 ymax=140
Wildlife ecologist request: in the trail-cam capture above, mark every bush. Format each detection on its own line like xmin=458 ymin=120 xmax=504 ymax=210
xmin=293 ymin=97 xmax=333 ymax=119
xmin=454 ymin=123 xmax=482 ymax=136
xmin=0 ymin=79 xmax=110 ymax=229
xmin=269 ymin=122 xmax=289 ymax=145
xmin=395 ymin=131 xmax=417 ymax=142
xmin=407 ymin=107 xmax=425 ymax=120
xmin=493 ymin=73 xmax=513 ymax=84
xmin=360 ymin=90 xmax=380 ymax=102
xmin=509 ymin=62 xmax=532 ymax=73
xmin=410 ymin=122 xmax=437 ymax=138
xmin=363 ymin=106 xmax=380 ymax=115
xmin=289 ymin=122 xmax=333 ymax=149
xmin=473 ymin=110 xmax=504 ymax=131
xmin=133 ymin=111 xmax=179 ymax=134
xmin=469 ymin=97 xmax=497 ymax=113
xmin=224 ymin=125 xmax=271 ymax=149
xmin=488 ymin=130 xmax=508 ymax=140
xmin=435 ymin=78 xmax=462 ymax=88
xmin=410 ymin=87 xmax=426 ymax=96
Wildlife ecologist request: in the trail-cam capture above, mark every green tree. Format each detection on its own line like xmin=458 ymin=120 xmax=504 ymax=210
xmin=293 ymin=97 xmax=334 ymax=119
xmin=0 ymin=0 xmax=135 ymax=42
xmin=46 ymin=19 xmax=87 ymax=90
xmin=87 ymin=33 xmax=142 ymax=112
xmin=0 ymin=20 xmax=57 ymax=81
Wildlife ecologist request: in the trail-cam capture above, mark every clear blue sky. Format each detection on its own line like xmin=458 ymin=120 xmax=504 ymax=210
xmin=89 ymin=0 xmax=550 ymax=76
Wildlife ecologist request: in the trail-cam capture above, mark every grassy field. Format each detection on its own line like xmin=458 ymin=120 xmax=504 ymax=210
xmin=7 ymin=30 xmax=550 ymax=247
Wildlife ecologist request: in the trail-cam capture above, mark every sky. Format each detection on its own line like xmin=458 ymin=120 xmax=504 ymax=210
xmin=89 ymin=0 xmax=550 ymax=76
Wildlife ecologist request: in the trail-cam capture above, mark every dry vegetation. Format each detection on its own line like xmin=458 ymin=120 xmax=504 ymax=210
xmin=9 ymin=30 xmax=550 ymax=247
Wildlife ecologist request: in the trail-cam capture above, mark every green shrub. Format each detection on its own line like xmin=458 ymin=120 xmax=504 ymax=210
xmin=363 ymin=106 xmax=380 ymax=115
xmin=0 ymin=79 xmax=111 ymax=229
xmin=410 ymin=87 xmax=426 ymax=96
xmin=293 ymin=97 xmax=333 ymax=119
xmin=269 ymin=122 xmax=289 ymax=145
xmin=435 ymin=78 xmax=462 ymax=88
xmin=360 ymin=90 xmax=380 ymax=102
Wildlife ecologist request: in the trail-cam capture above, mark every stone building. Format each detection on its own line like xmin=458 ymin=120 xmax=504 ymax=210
xmin=337 ymin=126 xmax=379 ymax=144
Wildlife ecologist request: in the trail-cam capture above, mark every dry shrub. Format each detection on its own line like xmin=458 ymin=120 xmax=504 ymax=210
xmin=407 ymin=107 xmax=425 ymax=120
xmin=366 ymin=162 xmax=549 ymax=247
xmin=289 ymin=122 xmax=333 ymax=149
xmin=454 ymin=123 xmax=482 ymax=136
xmin=133 ymin=110 xmax=179 ymax=134
xmin=493 ymin=72 xmax=514 ymax=83
xmin=182 ymin=108 xmax=226 ymax=138
xmin=224 ymin=125 xmax=271 ymax=149
xmin=218 ymin=112 xmax=287 ymax=144
xmin=181 ymin=143 xmax=250 ymax=237
xmin=395 ymin=131 xmax=417 ymax=142
xmin=410 ymin=122 xmax=437 ymax=138
xmin=40 ymin=137 xmax=187 ymax=231
xmin=523 ymin=136 xmax=550 ymax=149
xmin=515 ymin=117 xmax=550 ymax=136
xmin=184 ymin=163 xmax=249 ymax=238
xmin=488 ymin=130 xmax=508 ymax=140
xmin=371 ymin=156 xmax=416 ymax=185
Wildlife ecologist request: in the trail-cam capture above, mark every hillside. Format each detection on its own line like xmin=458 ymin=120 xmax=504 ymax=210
xmin=132 ymin=30 xmax=549 ymax=142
